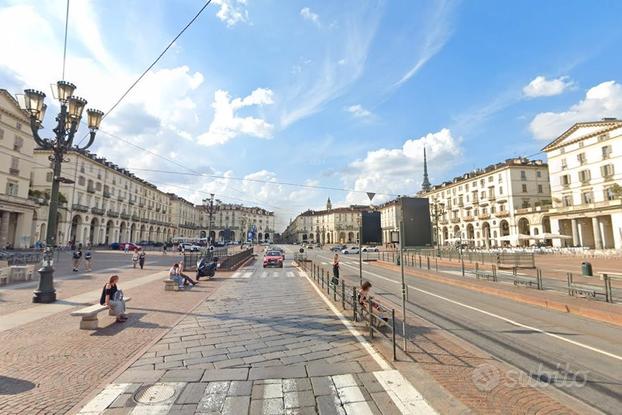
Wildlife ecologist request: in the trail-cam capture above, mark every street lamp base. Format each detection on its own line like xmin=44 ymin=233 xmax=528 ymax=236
xmin=32 ymin=264 xmax=57 ymax=303
xmin=32 ymin=289 xmax=57 ymax=303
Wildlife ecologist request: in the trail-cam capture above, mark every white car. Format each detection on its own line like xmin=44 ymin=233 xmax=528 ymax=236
xmin=341 ymin=246 xmax=360 ymax=254
xmin=362 ymin=246 xmax=379 ymax=252
xmin=180 ymin=243 xmax=201 ymax=252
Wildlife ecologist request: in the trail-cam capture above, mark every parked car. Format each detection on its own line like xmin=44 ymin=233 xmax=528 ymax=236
xmin=120 ymin=242 xmax=141 ymax=251
xmin=110 ymin=242 xmax=120 ymax=250
xmin=179 ymin=243 xmax=201 ymax=252
xmin=362 ymin=246 xmax=379 ymax=252
xmin=341 ymin=246 xmax=360 ymax=254
xmin=263 ymin=250 xmax=284 ymax=268
xmin=330 ymin=245 xmax=346 ymax=252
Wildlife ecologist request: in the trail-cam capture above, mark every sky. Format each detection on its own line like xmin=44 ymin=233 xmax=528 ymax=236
xmin=2 ymin=0 xmax=622 ymax=232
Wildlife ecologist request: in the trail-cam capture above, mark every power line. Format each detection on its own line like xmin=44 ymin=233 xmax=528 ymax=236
xmin=76 ymin=0 xmax=213 ymax=146
xmin=62 ymin=0 xmax=70 ymax=80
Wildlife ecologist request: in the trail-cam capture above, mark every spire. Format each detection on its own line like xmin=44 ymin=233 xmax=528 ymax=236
xmin=421 ymin=146 xmax=431 ymax=192
xmin=326 ymin=197 xmax=332 ymax=210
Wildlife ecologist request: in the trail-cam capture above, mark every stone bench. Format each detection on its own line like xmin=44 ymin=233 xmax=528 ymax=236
xmin=70 ymin=297 xmax=132 ymax=330
xmin=164 ymin=279 xmax=183 ymax=291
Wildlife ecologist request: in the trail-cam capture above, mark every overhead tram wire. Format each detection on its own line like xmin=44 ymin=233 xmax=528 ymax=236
xmin=76 ymin=0 xmax=213 ymax=147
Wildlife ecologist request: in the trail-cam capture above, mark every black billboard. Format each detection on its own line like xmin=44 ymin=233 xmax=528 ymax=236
xmin=402 ymin=197 xmax=432 ymax=247
xmin=361 ymin=211 xmax=382 ymax=244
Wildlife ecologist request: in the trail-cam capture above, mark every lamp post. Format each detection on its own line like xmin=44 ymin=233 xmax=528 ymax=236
xmin=18 ymin=81 xmax=103 ymax=303
xmin=432 ymin=201 xmax=446 ymax=257
xmin=203 ymin=193 xmax=214 ymax=245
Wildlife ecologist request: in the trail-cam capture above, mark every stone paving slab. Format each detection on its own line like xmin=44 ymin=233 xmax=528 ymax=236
xmin=76 ymin=261 xmax=437 ymax=414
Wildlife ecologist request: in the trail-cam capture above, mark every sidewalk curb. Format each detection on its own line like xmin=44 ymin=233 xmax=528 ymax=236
xmin=374 ymin=260 xmax=622 ymax=327
xmin=65 ymin=278 xmax=226 ymax=415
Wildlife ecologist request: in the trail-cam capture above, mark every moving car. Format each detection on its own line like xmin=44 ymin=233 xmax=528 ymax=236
xmin=179 ymin=243 xmax=201 ymax=252
xmin=330 ymin=245 xmax=346 ymax=252
xmin=341 ymin=246 xmax=360 ymax=254
xmin=362 ymin=246 xmax=379 ymax=252
xmin=263 ymin=250 xmax=284 ymax=268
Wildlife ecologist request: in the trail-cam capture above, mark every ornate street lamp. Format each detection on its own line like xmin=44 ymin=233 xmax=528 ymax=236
xmin=18 ymin=81 xmax=103 ymax=303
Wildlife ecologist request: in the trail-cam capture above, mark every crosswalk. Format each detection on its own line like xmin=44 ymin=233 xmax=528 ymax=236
xmin=229 ymin=270 xmax=302 ymax=279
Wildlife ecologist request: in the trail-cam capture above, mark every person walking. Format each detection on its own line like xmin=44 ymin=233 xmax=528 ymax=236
xmin=132 ymin=249 xmax=139 ymax=269
xmin=124 ymin=243 xmax=129 ymax=254
xmin=138 ymin=250 xmax=146 ymax=270
xmin=100 ymin=275 xmax=128 ymax=322
xmin=72 ymin=245 xmax=83 ymax=272
xmin=332 ymin=253 xmax=340 ymax=285
xmin=84 ymin=249 xmax=93 ymax=272
xmin=162 ymin=244 xmax=167 ymax=255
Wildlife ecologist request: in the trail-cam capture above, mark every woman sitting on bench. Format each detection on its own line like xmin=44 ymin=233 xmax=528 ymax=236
xmin=100 ymin=275 xmax=128 ymax=323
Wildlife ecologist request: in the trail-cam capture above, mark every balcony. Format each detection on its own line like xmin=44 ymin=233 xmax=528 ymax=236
xmin=120 ymin=213 xmax=130 ymax=220
xmin=9 ymin=168 xmax=19 ymax=176
xmin=139 ymin=202 xmax=145 ymax=208
xmin=439 ymin=219 xmax=449 ymax=225
xmin=450 ymin=217 xmax=461 ymax=224
xmin=117 ymin=195 xmax=124 ymax=202
xmin=155 ymin=206 xmax=161 ymax=212
xmin=495 ymin=211 xmax=510 ymax=218
xmin=103 ymin=191 xmax=111 ymax=199
xmin=463 ymin=215 xmax=474 ymax=222
xmin=131 ymin=214 xmax=140 ymax=221
xmin=72 ymin=204 xmax=89 ymax=213
xmin=472 ymin=198 xmax=479 ymax=205
xmin=488 ymin=194 xmax=496 ymax=201
xmin=128 ymin=200 xmax=135 ymax=205
xmin=458 ymin=200 xmax=464 ymax=207
xmin=87 ymin=186 xmax=95 ymax=194
xmin=477 ymin=213 xmax=491 ymax=220
xmin=91 ymin=207 xmax=105 ymax=215
xmin=107 ymin=210 xmax=119 ymax=218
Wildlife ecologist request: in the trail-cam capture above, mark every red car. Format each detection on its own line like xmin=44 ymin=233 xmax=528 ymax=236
xmin=120 ymin=242 xmax=141 ymax=251
xmin=263 ymin=250 xmax=284 ymax=268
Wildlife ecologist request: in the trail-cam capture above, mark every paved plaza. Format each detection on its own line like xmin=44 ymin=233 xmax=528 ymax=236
xmin=76 ymin=259 xmax=435 ymax=414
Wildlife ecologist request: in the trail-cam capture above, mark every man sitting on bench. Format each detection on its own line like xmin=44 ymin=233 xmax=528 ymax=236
xmin=169 ymin=263 xmax=197 ymax=289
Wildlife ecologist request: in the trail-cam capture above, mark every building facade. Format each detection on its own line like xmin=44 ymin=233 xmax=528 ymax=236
xmin=205 ymin=202 xmax=275 ymax=243
xmin=422 ymin=158 xmax=552 ymax=248
xmin=543 ymin=119 xmax=622 ymax=249
xmin=283 ymin=200 xmax=367 ymax=244
xmin=0 ymin=89 xmax=37 ymax=248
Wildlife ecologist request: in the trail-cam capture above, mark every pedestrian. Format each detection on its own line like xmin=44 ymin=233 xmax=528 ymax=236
xmin=72 ymin=245 xmax=83 ymax=272
xmin=332 ymin=253 xmax=340 ymax=285
xmin=84 ymin=249 xmax=93 ymax=272
xmin=100 ymin=275 xmax=128 ymax=323
xmin=124 ymin=243 xmax=129 ymax=254
xmin=162 ymin=244 xmax=167 ymax=255
xmin=138 ymin=250 xmax=146 ymax=269
xmin=132 ymin=249 xmax=139 ymax=268
xmin=358 ymin=281 xmax=388 ymax=323
xmin=169 ymin=263 xmax=197 ymax=288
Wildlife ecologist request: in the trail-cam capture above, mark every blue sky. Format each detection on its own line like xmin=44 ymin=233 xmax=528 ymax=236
xmin=2 ymin=0 xmax=622 ymax=231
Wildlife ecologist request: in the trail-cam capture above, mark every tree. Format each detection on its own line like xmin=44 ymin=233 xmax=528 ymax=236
xmin=611 ymin=183 xmax=622 ymax=200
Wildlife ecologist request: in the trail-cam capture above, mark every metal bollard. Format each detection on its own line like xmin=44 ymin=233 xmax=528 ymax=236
xmin=353 ymin=287 xmax=357 ymax=320
xmin=435 ymin=257 xmax=438 ymax=272
xmin=604 ymin=274 xmax=612 ymax=303
xmin=368 ymin=296 xmax=374 ymax=339
xmin=419 ymin=255 xmax=422 ymax=268
xmin=427 ymin=256 xmax=430 ymax=270
xmin=321 ymin=271 xmax=324 ymax=289
xmin=333 ymin=278 xmax=337 ymax=301
xmin=341 ymin=280 xmax=346 ymax=309
xmin=536 ymin=268 xmax=543 ymax=290
xmin=392 ymin=309 xmax=397 ymax=361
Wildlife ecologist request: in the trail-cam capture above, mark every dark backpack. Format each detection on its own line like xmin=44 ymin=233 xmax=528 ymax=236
xmin=73 ymin=251 xmax=81 ymax=259
xmin=99 ymin=285 xmax=107 ymax=305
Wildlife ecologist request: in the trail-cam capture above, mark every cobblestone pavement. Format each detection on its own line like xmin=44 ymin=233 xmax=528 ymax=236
xmin=0 ymin=268 xmax=220 ymax=415
xmin=76 ymin=259 xmax=436 ymax=414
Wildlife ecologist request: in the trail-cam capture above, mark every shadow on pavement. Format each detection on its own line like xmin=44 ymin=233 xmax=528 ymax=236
xmin=0 ymin=376 xmax=36 ymax=395
xmin=91 ymin=312 xmax=168 ymax=336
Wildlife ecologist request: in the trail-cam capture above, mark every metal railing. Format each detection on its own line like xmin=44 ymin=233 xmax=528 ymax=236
xmin=298 ymin=259 xmax=397 ymax=361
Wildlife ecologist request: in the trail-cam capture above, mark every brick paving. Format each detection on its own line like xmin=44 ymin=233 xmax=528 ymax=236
xmin=76 ymin=262 xmax=435 ymax=414
xmin=0 ymin=268 xmax=221 ymax=415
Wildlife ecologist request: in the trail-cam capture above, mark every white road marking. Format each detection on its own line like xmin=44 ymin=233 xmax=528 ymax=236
xmin=286 ymin=271 xmax=295 ymax=278
xmin=261 ymin=272 xmax=268 ymax=278
xmin=242 ymin=271 xmax=252 ymax=279
xmin=230 ymin=271 xmax=242 ymax=279
xmin=77 ymin=383 xmax=132 ymax=414
xmin=332 ymin=374 xmax=374 ymax=414
xmin=374 ymin=370 xmax=437 ymax=414
xmin=332 ymin=258 xmax=622 ymax=362
xmin=298 ymin=265 xmax=391 ymax=370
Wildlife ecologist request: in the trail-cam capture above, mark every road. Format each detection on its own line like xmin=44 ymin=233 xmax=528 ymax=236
xmin=302 ymin=247 xmax=622 ymax=414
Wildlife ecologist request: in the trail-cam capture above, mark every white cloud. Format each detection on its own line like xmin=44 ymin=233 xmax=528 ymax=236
xmin=300 ymin=7 xmax=319 ymax=25
xmin=197 ymin=88 xmax=275 ymax=146
xmin=346 ymin=104 xmax=373 ymax=120
xmin=529 ymin=81 xmax=622 ymax=140
xmin=212 ymin=0 xmax=249 ymax=27
xmin=394 ymin=0 xmax=456 ymax=87
xmin=343 ymin=129 xmax=462 ymax=204
xmin=523 ymin=75 xmax=573 ymax=98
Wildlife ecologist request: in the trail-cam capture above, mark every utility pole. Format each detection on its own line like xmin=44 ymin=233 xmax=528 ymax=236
xmin=399 ymin=197 xmax=407 ymax=352
xmin=358 ymin=213 xmax=363 ymax=287
xmin=208 ymin=193 xmax=214 ymax=245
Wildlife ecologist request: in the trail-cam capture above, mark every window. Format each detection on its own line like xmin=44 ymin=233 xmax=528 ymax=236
xmin=488 ymin=176 xmax=493 ymax=182
xmin=562 ymin=195 xmax=573 ymax=207
xmin=522 ymin=199 xmax=530 ymax=208
xmin=80 ymin=163 xmax=85 ymax=173
xmin=582 ymin=191 xmax=593 ymax=204
xmin=521 ymin=184 xmax=527 ymax=193
xmin=520 ymin=170 xmax=526 ymax=181
xmin=6 ymin=180 xmax=18 ymax=196
xmin=578 ymin=169 xmax=591 ymax=183
xmin=537 ymin=184 xmax=543 ymax=193
xmin=78 ymin=176 xmax=85 ymax=186
xmin=561 ymin=159 xmax=567 ymax=170
xmin=481 ymin=191 xmax=486 ymax=200
xmin=96 ymin=182 xmax=102 ymax=191
xmin=13 ymin=136 xmax=23 ymax=152
xmin=604 ymin=187 xmax=616 ymax=201
xmin=16 ymin=121 xmax=22 ymax=130
xmin=46 ymin=172 xmax=53 ymax=182
xmin=601 ymin=164 xmax=615 ymax=178
xmin=9 ymin=157 xmax=19 ymax=175
xmin=499 ymin=186 xmax=503 ymax=195
xmin=602 ymin=145 xmax=612 ymax=160
xmin=536 ymin=170 xmax=542 ymax=178
xmin=577 ymin=153 xmax=587 ymax=165
xmin=560 ymin=147 xmax=565 ymax=154
xmin=560 ymin=174 xmax=571 ymax=186
xmin=498 ymin=174 xmax=503 ymax=183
